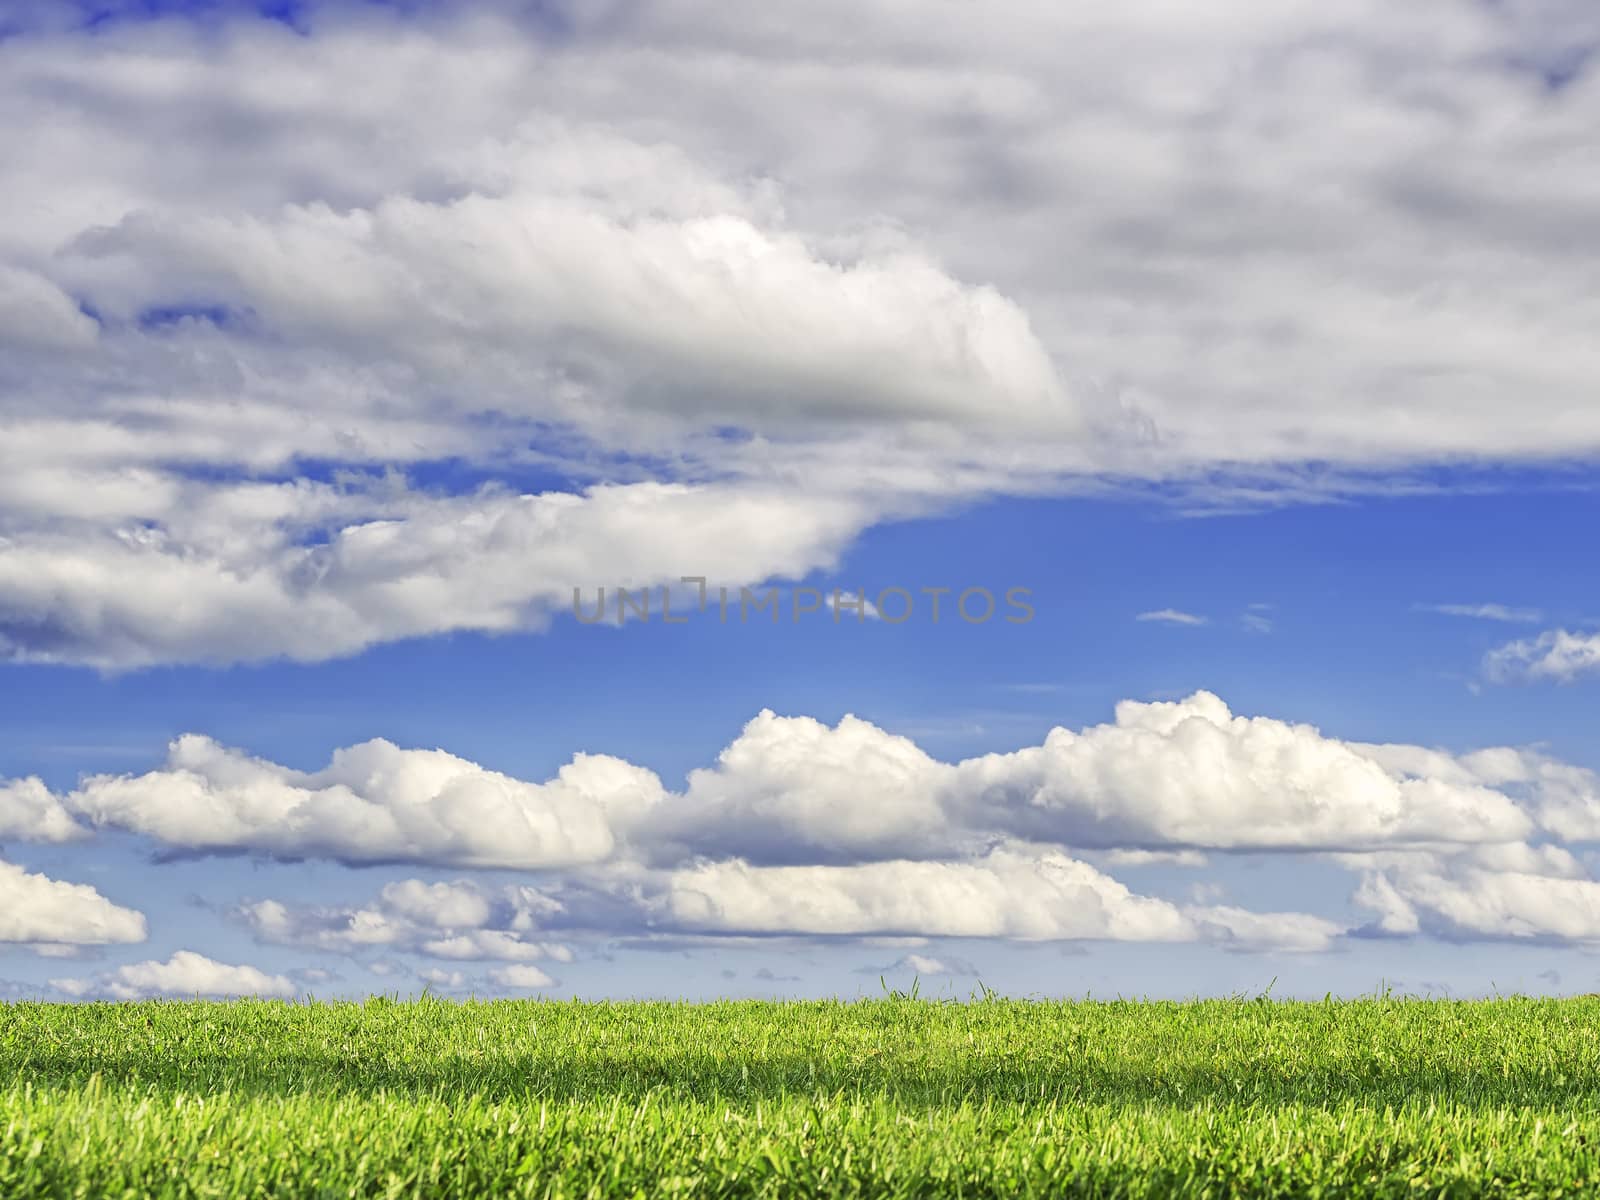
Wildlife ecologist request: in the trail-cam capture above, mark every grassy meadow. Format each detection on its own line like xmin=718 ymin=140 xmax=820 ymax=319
xmin=3 ymin=993 xmax=1599 ymax=1197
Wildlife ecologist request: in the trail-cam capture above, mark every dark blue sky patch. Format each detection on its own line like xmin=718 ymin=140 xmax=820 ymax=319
xmin=1496 ymin=43 xmax=1596 ymax=93
xmin=1539 ymin=44 xmax=1594 ymax=91
xmin=135 ymin=302 xmax=254 ymax=333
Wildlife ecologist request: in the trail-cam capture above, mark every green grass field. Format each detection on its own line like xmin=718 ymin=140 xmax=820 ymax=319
xmin=3 ymin=994 xmax=1599 ymax=1198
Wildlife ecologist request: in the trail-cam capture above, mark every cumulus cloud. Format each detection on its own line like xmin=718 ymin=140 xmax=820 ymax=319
xmin=1354 ymin=741 xmax=1600 ymax=846
xmin=955 ymin=692 xmax=1533 ymax=851
xmin=71 ymin=734 xmax=664 ymax=868
xmin=0 ymin=265 xmax=98 ymax=351
xmin=660 ymin=845 xmax=1340 ymax=950
xmin=487 ymin=964 xmax=556 ymax=990
xmin=51 ymin=951 xmax=294 ymax=999
xmin=65 ymin=691 xmax=1563 ymax=873
xmin=37 ymin=688 xmax=1600 ymax=951
xmin=1350 ymin=844 xmax=1600 ymax=943
xmin=237 ymin=879 xmax=573 ymax=964
xmin=410 ymin=961 xmax=558 ymax=993
xmin=1485 ymin=629 xmax=1600 ymax=683
xmin=1 ymin=3 xmax=1599 ymax=668
xmin=663 ymin=847 xmax=1188 ymax=940
xmin=416 ymin=967 xmax=469 ymax=991
xmin=68 ymin=196 xmax=1073 ymax=437
xmin=0 ymin=480 xmax=877 ymax=667
xmin=0 ymin=777 xmax=86 ymax=842
xmin=1187 ymin=907 xmax=1347 ymax=954
xmin=644 ymin=710 xmax=950 ymax=865
xmin=0 ymin=859 xmax=146 ymax=947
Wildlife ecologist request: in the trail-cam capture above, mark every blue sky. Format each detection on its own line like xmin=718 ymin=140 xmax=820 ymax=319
xmin=4 ymin=0 xmax=1600 ymax=1002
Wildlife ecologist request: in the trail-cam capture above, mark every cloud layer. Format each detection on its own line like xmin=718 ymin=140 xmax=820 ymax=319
xmin=27 ymin=689 xmax=1600 ymax=958
xmin=64 ymin=691 xmax=1551 ymax=870
xmin=4 ymin=3 xmax=1600 ymax=665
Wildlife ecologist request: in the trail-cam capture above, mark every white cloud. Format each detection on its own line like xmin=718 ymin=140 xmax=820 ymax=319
xmin=412 ymin=962 xmax=560 ymax=992
xmin=1485 ymin=629 xmax=1600 ymax=683
xmin=0 ymin=777 xmax=86 ymax=842
xmin=661 ymin=844 xmax=1337 ymax=950
xmin=52 ymin=950 xmax=293 ymax=999
xmin=1136 ymin=609 xmax=1207 ymax=627
xmin=894 ymin=954 xmax=976 ymax=977
xmin=1185 ymin=906 xmax=1344 ymax=954
xmin=825 ymin=591 xmax=880 ymax=621
xmin=67 ymin=194 xmax=1074 ymax=438
xmin=417 ymin=967 xmax=469 ymax=991
xmin=1102 ymin=849 xmax=1209 ymax=867
xmin=0 ymin=859 xmax=146 ymax=947
xmin=238 ymin=880 xmax=573 ymax=964
xmin=1354 ymin=742 xmax=1600 ymax=846
xmin=0 ymin=265 xmax=98 ymax=351
xmin=1352 ymin=844 xmax=1600 ymax=943
xmin=71 ymin=733 xmax=664 ymax=868
xmin=68 ymin=691 xmax=1555 ymax=872
xmin=956 ymin=692 xmax=1533 ymax=851
xmin=42 ymin=687 xmax=1600 ymax=951
xmin=487 ymin=964 xmax=556 ymax=989
xmin=1417 ymin=603 xmax=1544 ymax=624
xmin=0 ymin=480 xmax=877 ymax=667
xmin=662 ymin=846 xmax=1185 ymax=940
xmin=1 ymin=5 xmax=1599 ymax=668
xmin=645 ymin=710 xmax=951 ymax=864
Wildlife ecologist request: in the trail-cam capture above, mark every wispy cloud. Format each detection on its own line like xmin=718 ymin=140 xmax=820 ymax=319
xmin=856 ymin=953 xmax=978 ymax=977
xmin=1136 ymin=609 xmax=1208 ymax=627
xmin=1416 ymin=603 xmax=1544 ymax=624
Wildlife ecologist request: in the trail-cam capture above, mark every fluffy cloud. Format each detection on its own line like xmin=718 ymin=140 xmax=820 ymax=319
xmin=660 ymin=845 xmax=1340 ymax=950
xmin=1351 ymin=844 xmax=1600 ymax=942
xmin=51 ymin=951 xmax=295 ymax=1000
xmin=238 ymin=880 xmax=573 ymax=964
xmin=0 ymin=265 xmax=98 ymax=351
xmin=416 ymin=967 xmax=468 ymax=991
xmin=38 ymin=684 xmax=1600 ymax=951
xmin=71 ymin=734 xmax=664 ymax=867
xmin=955 ymin=692 xmax=1533 ymax=851
xmin=0 ymin=777 xmax=86 ymax=842
xmin=2 ymin=4 xmax=1600 ymax=667
xmin=2 ymin=0 xmax=1595 ymax=467
xmin=68 ymin=197 xmax=1073 ymax=438
xmin=1352 ymin=742 xmax=1600 ymax=844
xmin=1485 ymin=629 xmax=1600 ymax=684
xmin=65 ymin=691 xmax=1561 ymax=873
xmin=0 ymin=859 xmax=146 ymax=947
xmin=0 ymin=480 xmax=876 ymax=667
xmin=663 ymin=847 xmax=1188 ymax=940
xmin=644 ymin=711 xmax=951 ymax=865
xmin=487 ymin=964 xmax=556 ymax=990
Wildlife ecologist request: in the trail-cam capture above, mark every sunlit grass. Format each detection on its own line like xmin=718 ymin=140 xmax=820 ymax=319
xmin=4 ymin=994 xmax=1599 ymax=1196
